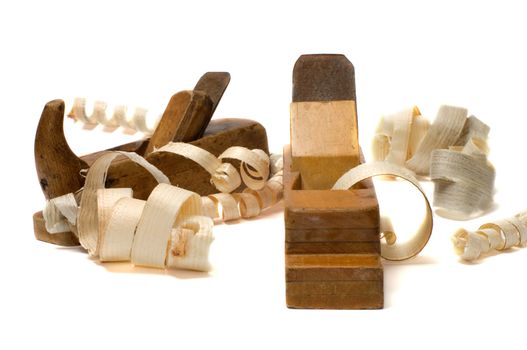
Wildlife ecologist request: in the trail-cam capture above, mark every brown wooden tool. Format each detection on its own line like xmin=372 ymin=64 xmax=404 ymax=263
xmin=144 ymin=72 xmax=231 ymax=154
xmin=34 ymin=72 xmax=269 ymax=246
xmin=284 ymin=54 xmax=383 ymax=309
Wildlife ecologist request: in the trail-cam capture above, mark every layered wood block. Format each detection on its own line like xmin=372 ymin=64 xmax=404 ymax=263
xmin=284 ymin=54 xmax=382 ymax=309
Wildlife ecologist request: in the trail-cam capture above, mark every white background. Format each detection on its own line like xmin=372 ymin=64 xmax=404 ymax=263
xmin=1 ymin=0 xmax=527 ymax=349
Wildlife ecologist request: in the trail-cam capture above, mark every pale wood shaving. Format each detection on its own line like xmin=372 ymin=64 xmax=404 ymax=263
xmin=453 ymin=212 xmax=527 ymax=261
xmin=332 ymin=161 xmax=433 ymax=261
xmin=154 ymin=142 xmax=283 ymax=221
xmin=155 ymin=142 xmax=241 ymax=193
xmin=99 ymin=198 xmax=145 ymax=262
xmin=68 ymin=98 xmax=159 ymax=135
xmin=43 ymin=193 xmax=78 ymax=234
xmin=131 ymin=184 xmax=203 ymax=268
xmin=406 ymin=105 xmax=467 ymax=175
xmin=77 ymin=151 xmax=170 ymax=256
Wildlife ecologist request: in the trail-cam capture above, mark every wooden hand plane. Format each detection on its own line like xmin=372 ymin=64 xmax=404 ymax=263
xmin=34 ymin=72 xmax=269 ymax=246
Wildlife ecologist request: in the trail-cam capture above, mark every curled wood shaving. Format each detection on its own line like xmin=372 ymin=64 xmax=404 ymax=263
xmin=372 ymin=107 xmax=429 ymax=165
xmin=155 ymin=142 xmax=242 ymax=193
xmin=131 ymin=184 xmax=203 ymax=268
xmin=430 ymin=146 xmax=495 ymax=219
xmin=372 ymin=105 xmax=494 ymax=219
xmin=77 ymin=151 xmax=170 ymax=256
xmin=453 ymin=213 xmax=527 ymax=261
xmin=43 ymin=193 xmax=78 ymax=234
xmin=68 ymin=98 xmax=159 ymax=134
xmin=406 ymin=105 xmax=468 ymax=175
xmin=154 ymin=142 xmax=283 ymax=221
xmin=332 ymin=161 xmax=433 ymax=261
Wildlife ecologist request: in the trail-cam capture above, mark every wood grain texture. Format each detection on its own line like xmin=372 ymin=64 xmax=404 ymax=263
xmin=285 ymin=254 xmax=382 ymax=282
xmin=144 ymin=91 xmax=213 ymax=155
xmin=286 ymin=293 xmax=383 ymax=310
xmin=286 ymin=227 xmax=380 ymax=243
xmin=193 ymin=72 xmax=230 ymax=119
xmin=35 ymin=100 xmax=89 ymax=200
xmin=285 ymin=241 xmax=380 ymax=255
xmin=34 ymin=118 xmax=269 ymax=246
xmin=145 ymin=72 xmax=230 ymax=153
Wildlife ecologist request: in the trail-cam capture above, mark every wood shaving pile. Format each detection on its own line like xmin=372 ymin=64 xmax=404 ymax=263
xmin=372 ymin=105 xmax=495 ymax=219
xmin=43 ymin=145 xmax=283 ymax=271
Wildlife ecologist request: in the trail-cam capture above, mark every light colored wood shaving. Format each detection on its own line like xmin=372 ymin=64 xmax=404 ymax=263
xmin=453 ymin=212 xmax=527 ymax=261
xmin=155 ymin=142 xmax=241 ymax=193
xmin=77 ymin=151 xmax=170 ymax=256
xmin=43 ymin=193 xmax=78 ymax=234
xmin=406 ymin=105 xmax=467 ymax=175
xmin=131 ymin=184 xmax=203 ymax=268
xmin=68 ymin=98 xmax=159 ymax=134
xmin=372 ymin=105 xmax=494 ymax=219
xmin=332 ymin=161 xmax=433 ymax=261
xmin=430 ymin=148 xmax=494 ymax=219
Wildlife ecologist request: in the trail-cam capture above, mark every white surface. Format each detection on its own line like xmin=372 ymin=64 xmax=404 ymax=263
xmin=1 ymin=0 xmax=527 ymax=349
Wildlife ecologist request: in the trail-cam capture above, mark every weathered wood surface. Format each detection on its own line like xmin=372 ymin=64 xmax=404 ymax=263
xmin=284 ymin=54 xmax=382 ymax=309
xmin=35 ymin=100 xmax=89 ymax=201
xmin=144 ymin=72 xmax=230 ymax=154
xmin=292 ymin=54 xmax=356 ymax=102
xmin=144 ymin=91 xmax=212 ymax=155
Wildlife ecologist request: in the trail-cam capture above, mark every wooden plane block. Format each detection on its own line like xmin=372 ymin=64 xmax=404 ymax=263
xmin=285 ymin=54 xmax=383 ymax=310
xmin=291 ymin=55 xmax=359 ymax=191
xmin=285 ymin=254 xmax=383 ymax=282
xmin=285 ymin=254 xmax=383 ymax=309
xmin=285 ymin=241 xmax=380 ymax=255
